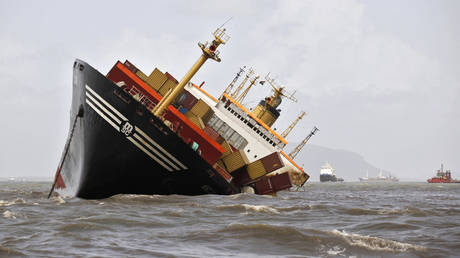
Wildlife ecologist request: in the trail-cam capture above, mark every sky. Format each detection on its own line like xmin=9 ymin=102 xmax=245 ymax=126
xmin=0 ymin=0 xmax=458 ymax=179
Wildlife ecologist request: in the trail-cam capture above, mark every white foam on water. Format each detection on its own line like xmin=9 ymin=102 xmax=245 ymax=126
xmin=241 ymin=204 xmax=280 ymax=214
xmin=330 ymin=229 xmax=427 ymax=252
xmin=3 ymin=210 xmax=17 ymax=219
xmin=326 ymin=246 xmax=346 ymax=255
xmin=0 ymin=198 xmax=25 ymax=207
xmin=54 ymin=196 xmax=66 ymax=204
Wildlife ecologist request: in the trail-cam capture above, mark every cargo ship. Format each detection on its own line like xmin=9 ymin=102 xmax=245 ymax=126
xmin=427 ymin=164 xmax=460 ymax=183
xmin=359 ymin=170 xmax=398 ymax=182
xmin=319 ymin=162 xmax=343 ymax=182
xmin=48 ymin=28 xmax=316 ymax=199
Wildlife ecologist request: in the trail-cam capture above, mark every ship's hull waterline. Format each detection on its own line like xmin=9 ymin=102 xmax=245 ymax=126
xmin=55 ymin=60 xmax=238 ymax=199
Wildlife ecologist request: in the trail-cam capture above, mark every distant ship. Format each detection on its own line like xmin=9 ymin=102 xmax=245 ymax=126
xmin=359 ymin=170 xmax=398 ymax=182
xmin=320 ymin=162 xmax=343 ymax=182
xmin=427 ymin=164 xmax=460 ymax=183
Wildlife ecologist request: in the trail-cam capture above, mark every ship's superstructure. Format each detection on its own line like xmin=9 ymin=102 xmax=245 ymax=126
xmin=50 ymin=27 xmax=316 ymax=199
xmin=427 ymin=164 xmax=460 ymax=183
xmin=319 ymin=162 xmax=343 ymax=182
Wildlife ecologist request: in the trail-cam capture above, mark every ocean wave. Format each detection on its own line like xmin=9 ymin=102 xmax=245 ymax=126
xmin=330 ymin=229 xmax=427 ymax=252
xmin=3 ymin=210 xmax=17 ymax=219
xmin=0 ymin=198 xmax=25 ymax=207
xmin=0 ymin=245 xmax=24 ymax=256
xmin=216 ymin=204 xmax=280 ymax=214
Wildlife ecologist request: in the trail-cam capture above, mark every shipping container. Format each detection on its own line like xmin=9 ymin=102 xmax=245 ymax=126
xmin=201 ymin=109 xmax=214 ymax=125
xmin=216 ymin=159 xmax=226 ymax=171
xmin=220 ymin=140 xmax=233 ymax=157
xmin=222 ymin=149 xmax=250 ymax=173
xmin=136 ymin=70 xmax=149 ymax=82
xmin=255 ymin=177 xmax=274 ymax=195
xmin=123 ymin=60 xmax=139 ymax=74
xmin=191 ymin=99 xmax=211 ymax=118
xmin=203 ymin=126 xmax=219 ymax=140
xmin=270 ymin=173 xmax=292 ymax=191
xmin=214 ymin=165 xmax=232 ymax=183
xmin=288 ymin=171 xmax=309 ymax=187
xmin=165 ymin=71 xmax=178 ymax=84
xmin=182 ymin=91 xmax=199 ymax=110
xmin=231 ymin=167 xmax=252 ymax=186
xmin=185 ymin=111 xmax=205 ymax=129
xmin=247 ymin=160 xmax=267 ymax=179
xmin=159 ymin=79 xmax=177 ymax=96
xmin=261 ymin=152 xmax=285 ymax=173
xmin=146 ymin=68 xmax=168 ymax=90
xmin=178 ymin=107 xmax=188 ymax=115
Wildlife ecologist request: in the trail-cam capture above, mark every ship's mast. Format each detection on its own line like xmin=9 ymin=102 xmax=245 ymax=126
xmin=288 ymin=126 xmax=319 ymax=159
xmin=222 ymin=66 xmax=245 ymax=99
xmin=236 ymin=74 xmax=259 ymax=103
xmin=280 ymin=111 xmax=306 ymax=138
xmin=153 ymin=27 xmax=229 ymax=117
xmin=231 ymin=68 xmax=254 ymax=99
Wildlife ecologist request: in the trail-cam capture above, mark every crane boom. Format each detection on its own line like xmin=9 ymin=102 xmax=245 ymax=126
xmin=231 ymin=68 xmax=254 ymax=99
xmin=236 ymin=74 xmax=259 ymax=103
xmin=288 ymin=126 xmax=319 ymax=159
xmin=280 ymin=111 xmax=306 ymax=138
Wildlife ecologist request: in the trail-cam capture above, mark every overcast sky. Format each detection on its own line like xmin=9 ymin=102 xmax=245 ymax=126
xmin=0 ymin=0 xmax=458 ymax=179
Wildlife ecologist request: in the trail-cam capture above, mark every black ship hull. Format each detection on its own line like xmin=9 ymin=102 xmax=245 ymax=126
xmin=55 ymin=60 xmax=238 ymax=199
xmin=320 ymin=174 xmax=343 ymax=182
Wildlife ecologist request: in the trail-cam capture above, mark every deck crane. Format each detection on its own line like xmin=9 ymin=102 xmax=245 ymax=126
xmin=231 ymin=68 xmax=254 ymax=99
xmin=222 ymin=66 xmax=245 ymax=98
xmin=288 ymin=126 xmax=319 ymax=159
xmin=236 ymin=74 xmax=260 ymax=103
xmin=280 ymin=111 xmax=306 ymax=138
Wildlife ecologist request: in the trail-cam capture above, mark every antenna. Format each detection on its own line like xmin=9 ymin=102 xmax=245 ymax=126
xmin=219 ymin=17 xmax=233 ymax=29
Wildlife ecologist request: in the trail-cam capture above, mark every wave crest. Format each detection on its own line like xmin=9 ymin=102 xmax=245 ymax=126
xmin=330 ymin=229 xmax=427 ymax=252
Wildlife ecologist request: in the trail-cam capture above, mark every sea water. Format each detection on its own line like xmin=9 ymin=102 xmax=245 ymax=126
xmin=1 ymin=181 xmax=459 ymax=257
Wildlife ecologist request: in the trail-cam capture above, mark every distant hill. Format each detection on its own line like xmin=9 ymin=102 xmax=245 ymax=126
xmin=292 ymin=144 xmax=395 ymax=182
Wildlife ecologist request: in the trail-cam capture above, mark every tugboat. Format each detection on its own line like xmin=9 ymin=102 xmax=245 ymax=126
xmin=427 ymin=164 xmax=460 ymax=183
xmin=319 ymin=162 xmax=343 ymax=182
xmin=48 ymin=27 xmax=316 ymax=199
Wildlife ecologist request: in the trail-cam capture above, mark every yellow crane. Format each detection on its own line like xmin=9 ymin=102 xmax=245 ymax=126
xmin=153 ymin=27 xmax=229 ymax=117
xmin=231 ymin=68 xmax=254 ymax=99
xmin=280 ymin=111 xmax=306 ymax=138
xmin=221 ymin=66 xmax=245 ymax=99
xmin=236 ymin=74 xmax=259 ymax=103
xmin=288 ymin=126 xmax=319 ymax=159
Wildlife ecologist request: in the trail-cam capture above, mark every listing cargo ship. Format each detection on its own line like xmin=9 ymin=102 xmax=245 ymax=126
xmin=49 ymin=28 xmax=316 ymax=199
xmin=319 ymin=162 xmax=343 ymax=182
xmin=427 ymin=164 xmax=460 ymax=183
xmin=359 ymin=170 xmax=398 ymax=182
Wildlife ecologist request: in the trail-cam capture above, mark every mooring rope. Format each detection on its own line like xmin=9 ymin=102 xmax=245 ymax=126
xmin=47 ymin=109 xmax=82 ymax=198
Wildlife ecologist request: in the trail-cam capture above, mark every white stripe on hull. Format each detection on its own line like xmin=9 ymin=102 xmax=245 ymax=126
xmin=85 ymin=84 xmax=187 ymax=172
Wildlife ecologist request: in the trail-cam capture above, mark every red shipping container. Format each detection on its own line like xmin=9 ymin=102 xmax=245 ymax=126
xmin=255 ymin=177 xmax=274 ymax=195
xmin=232 ymin=167 xmax=252 ymax=186
xmin=123 ymin=60 xmax=139 ymax=74
xmin=165 ymin=72 xmax=178 ymax=83
xmin=203 ymin=126 xmax=219 ymax=140
xmin=215 ymin=165 xmax=232 ymax=183
xmin=270 ymin=173 xmax=292 ymax=191
xmin=261 ymin=152 xmax=284 ymax=173
xmin=182 ymin=91 xmax=198 ymax=110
